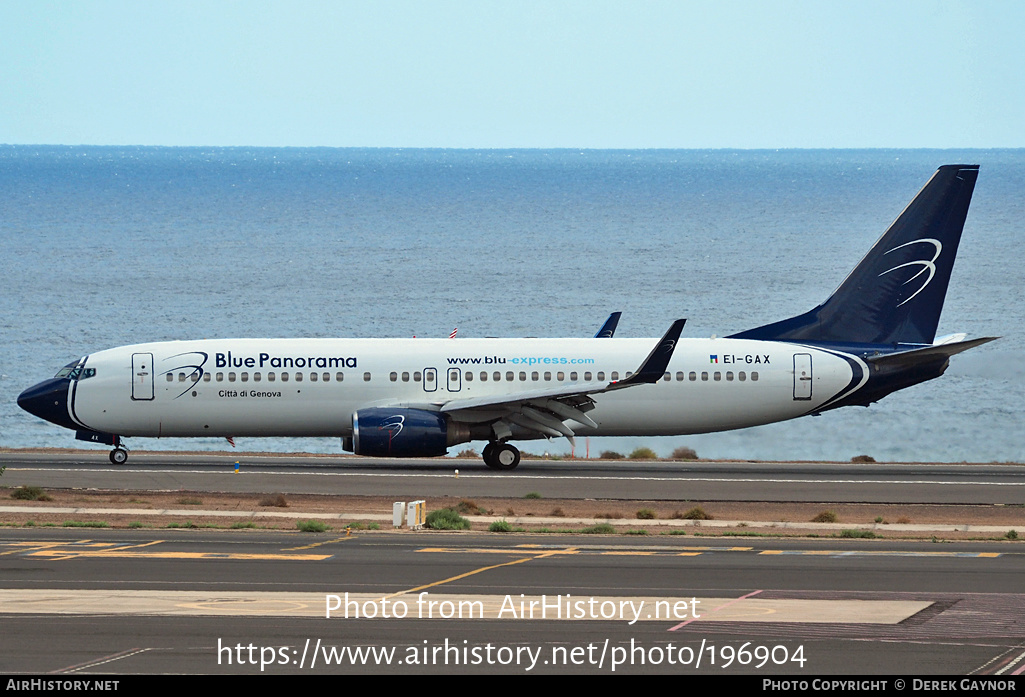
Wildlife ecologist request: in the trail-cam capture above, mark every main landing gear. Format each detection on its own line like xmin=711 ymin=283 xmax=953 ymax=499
xmin=482 ymin=442 xmax=520 ymax=470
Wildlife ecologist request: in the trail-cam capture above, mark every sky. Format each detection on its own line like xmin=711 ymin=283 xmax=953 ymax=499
xmin=1 ymin=1 xmax=1023 ymax=148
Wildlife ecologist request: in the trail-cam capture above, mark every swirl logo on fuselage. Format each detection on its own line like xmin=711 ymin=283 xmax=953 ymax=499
xmin=161 ymin=352 xmax=209 ymax=399
xmin=878 ymin=238 xmax=942 ymax=307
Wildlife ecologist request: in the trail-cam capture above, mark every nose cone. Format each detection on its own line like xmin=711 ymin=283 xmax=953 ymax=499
xmin=18 ymin=378 xmax=77 ymax=431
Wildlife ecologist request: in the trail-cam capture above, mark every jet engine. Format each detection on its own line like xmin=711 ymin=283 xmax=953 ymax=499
xmin=350 ymin=408 xmax=471 ymax=458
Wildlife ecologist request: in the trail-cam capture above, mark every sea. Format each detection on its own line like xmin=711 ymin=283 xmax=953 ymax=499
xmin=1 ymin=146 xmax=1022 ymax=463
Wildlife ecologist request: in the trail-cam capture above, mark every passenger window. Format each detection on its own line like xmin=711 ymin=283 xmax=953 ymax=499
xmin=584 ymin=371 xmax=591 ymax=380
xmin=701 ymin=372 xmax=708 ymax=381
xmin=336 ymin=372 xmax=344 ymax=382
xmin=597 ymin=371 xmax=605 ymax=381
xmin=254 ymin=372 xmax=262 ymax=382
xmin=676 ymin=371 xmax=684 ymax=381
xmin=413 ymin=372 xmax=420 ymax=382
xmin=166 ymin=373 xmax=174 ymax=382
xmin=268 ymin=373 xmax=276 ymax=382
xmin=569 ymin=371 xmax=577 ymax=381
xmin=739 ymin=371 xmax=746 ymax=381
xmin=179 ymin=373 xmax=186 ymax=382
xmin=558 ymin=371 xmax=565 ymax=381
xmin=363 ymin=372 xmax=371 ymax=382
xmin=323 ymin=373 xmax=331 ymax=382
xmin=295 ymin=372 xmax=303 ymax=382
xmin=480 ymin=372 xmax=487 ymax=382
xmin=281 ymin=372 xmax=289 ymax=382
xmin=216 ymin=373 xmax=224 ymax=382
xmin=714 ymin=372 xmax=721 ymax=381
xmin=425 ymin=372 xmax=433 ymax=383
xmin=611 ymin=371 xmax=619 ymax=381
xmin=203 ymin=373 xmax=211 ymax=382
xmin=390 ymin=372 xmax=398 ymax=382
xmin=241 ymin=372 xmax=249 ymax=382
xmin=751 ymin=371 xmax=759 ymax=381
xmin=228 ymin=372 xmax=236 ymax=382
xmin=309 ymin=372 xmax=317 ymax=382
xmin=465 ymin=371 xmax=473 ymax=381
xmin=519 ymin=372 xmax=526 ymax=381
xmin=664 ymin=372 xmax=670 ymax=381
xmin=690 ymin=372 xmax=697 ymax=381
xmin=402 ymin=372 xmax=409 ymax=382
xmin=726 ymin=372 xmax=734 ymax=381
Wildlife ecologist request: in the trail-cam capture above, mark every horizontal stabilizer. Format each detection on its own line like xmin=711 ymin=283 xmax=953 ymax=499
xmin=866 ymin=337 xmax=998 ymax=369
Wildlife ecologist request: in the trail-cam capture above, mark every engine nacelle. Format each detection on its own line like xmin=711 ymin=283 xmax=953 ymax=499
xmin=352 ymin=408 xmax=469 ymax=458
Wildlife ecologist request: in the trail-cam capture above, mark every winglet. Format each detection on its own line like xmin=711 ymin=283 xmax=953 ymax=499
xmin=607 ymin=319 xmax=686 ymax=390
xmin=594 ymin=312 xmax=622 ymax=338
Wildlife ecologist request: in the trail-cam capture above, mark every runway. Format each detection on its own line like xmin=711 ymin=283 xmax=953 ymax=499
xmin=3 ymin=450 xmax=1025 ymax=504
xmin=1 ymin=529 xmax=1023 ymax=675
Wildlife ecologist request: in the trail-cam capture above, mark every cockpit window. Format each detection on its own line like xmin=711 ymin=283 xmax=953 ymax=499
xmin=53 ymin=363 xmax=95 ymax=381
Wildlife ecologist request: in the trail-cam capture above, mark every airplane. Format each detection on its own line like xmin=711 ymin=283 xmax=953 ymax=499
xmin=18 ymin=165 xmax=996 ymax=470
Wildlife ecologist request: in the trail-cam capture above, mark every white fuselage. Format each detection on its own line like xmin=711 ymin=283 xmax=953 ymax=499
xmin=66 ymin=337 xmax=863 ymax=440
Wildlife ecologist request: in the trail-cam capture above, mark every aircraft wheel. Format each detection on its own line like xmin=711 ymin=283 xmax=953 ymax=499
xmin=109 ymin=448 xmax=128 ymax=465
xmin=482 ymin=442 xmax=495 ymax=464
xmin=484 ymin=443 xmax=520 ymax=471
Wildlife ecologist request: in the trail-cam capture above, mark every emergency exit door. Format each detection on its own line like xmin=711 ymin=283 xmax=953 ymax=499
xmin=793 ymin=353 xmax=812 ymax=400
xmin=132 ymin=353 xmax=154 ymax=401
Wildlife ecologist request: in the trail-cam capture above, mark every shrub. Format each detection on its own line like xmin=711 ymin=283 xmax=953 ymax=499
xmin=259 ymin=494 xmax=289 ymax=508
xmin=629 ymin=447 xmax=658 ymax=460
xmin=851 ymin=455 xmax=876 ymax=463
xmin=425 ymin=508 xmax=470 ymax=530
xmin=63 ymin=521 xmax=108 ymax=528
xmin=548 ymin=507 xmax=565 ymax=517
xmin=296 ymin=520 xmax=329 ymax=533
xmin=600 ymin=450 xmax=624 ymax=460
xmin=167 ymin=521 xmax=197 ymax=529
xmin=455 ymin=448 xmax=478 ymax=458
xmin=581 ymin=523 xmax=616 ymax=534
xmin=812 ymin=510 xmax=838 ymax=523
xmin=1007 ymin=530 xmax=1019 ymax=540
xmin=671 ymin=446 xmax=699 ymax=460
xmin=177 ymin=497 xmax=202 ymax=505
xmin=636 ymin=508 xmax=656 ymax=520
xmin=681 ymin=507 xmax=713 ymax=520
xmin=839 ymin=529 xmax=877 ymax=538
xmin=489 ymin=520 xmax=513 ymax=532
xmin=231 ymin=522 xmax=257 ymax=529
xmin=624 ymin=529 xmax=648 ymax=535
xmin=523 ymin=492 xmax=543 ymax=499
xmin=11 ymin=486 xmax=52 ymax=501
xmin=895 ymin=516 xmax=911 ymax=524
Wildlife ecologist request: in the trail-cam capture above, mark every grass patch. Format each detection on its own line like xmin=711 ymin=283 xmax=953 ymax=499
xmin=63 ymin=521 xmax=109 ymax=528
xmin=296 ymin=520 xmax=329 ymax=533
xmin=128 ymin=521 xmax=148 ymax=528
xmin=523 ymin=492 xmax=542 ymax=499
xmin=455 ymin=499 xmax=485 ymax=515
xmin=259 ymin=494 xmax=289 ymax=508
xmin=489 ymin=520 xmax=526 ymax=533
xmin=636 ymin=508 xmax=656 ymax=520
xmin=425 ymin=508 xmax=471 ymax=531
xmin=895 ymin=516 xmax=912 ymax=524
xmin=167 ymin=521 xmax=198 ymax=529
xmin=629 ymin=447 xmax=658 ymax=460
xmin=839 ymin=529 xmax=877 ymax=538
xmin=10 ymin=486 xmax=52 ymax=501
xmin=663 ymin=530 xmax=688 ymax=536
xmin=581 ymin=523 xmax=616 ymax=534
xmin=624 ymin=529 xmax=648 ymax=535
xmin=595 ymin=512 xmax=624 ymax=519
xmin=231 ymin=522 xmax=257 ymax=529
xmin=176 ymin=497 xmax=203 ymax=505
xmin=811 ymin=510 xmax=838 ymax=523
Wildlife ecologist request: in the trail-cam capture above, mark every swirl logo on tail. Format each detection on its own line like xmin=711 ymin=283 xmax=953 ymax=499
xmin=878 ymin=238 xmax=942 ymax=307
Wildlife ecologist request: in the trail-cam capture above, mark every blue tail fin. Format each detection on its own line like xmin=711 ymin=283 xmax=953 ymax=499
xmin=729 ymin=165 xmax=979 ymax=346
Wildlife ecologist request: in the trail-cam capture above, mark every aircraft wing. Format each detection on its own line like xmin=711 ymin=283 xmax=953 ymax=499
xmin=433 ymin=320 xmax=686 ymax=442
